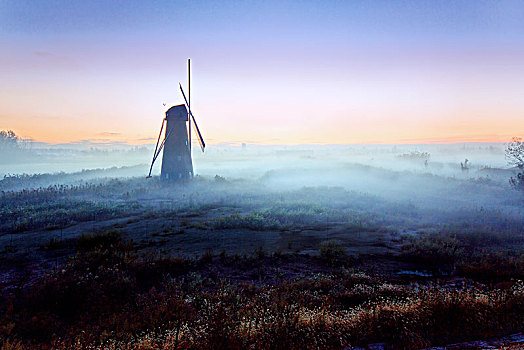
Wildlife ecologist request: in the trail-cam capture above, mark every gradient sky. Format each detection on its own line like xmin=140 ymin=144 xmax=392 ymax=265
xmin=1 ymin=0 xmax=524 ymax=146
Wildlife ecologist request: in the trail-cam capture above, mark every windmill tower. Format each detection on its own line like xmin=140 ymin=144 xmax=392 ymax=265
xmin=148 ymin=59 xmax=206 ymax=180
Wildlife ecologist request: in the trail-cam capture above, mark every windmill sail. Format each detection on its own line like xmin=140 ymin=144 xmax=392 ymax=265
xmin=179 ymin=83 xmax=205 ymax=152
xmin=190 ymin=113 xmax=205 ymax=151
xmin=147 ymin=115 xmax=178 ymax=177
xmin=148 ymin=119 xmax=166 ymax=177
xmin=154 ymin=127 xmax=173 ymax=160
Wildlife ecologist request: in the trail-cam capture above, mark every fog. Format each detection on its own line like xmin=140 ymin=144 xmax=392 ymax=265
xmin=0 ymin=142 xmax=509 ymax=179
xmin=1 ymin=140 xmax=523 ymax=287
xmin=1 ymin=142 xmax=521 ymax=228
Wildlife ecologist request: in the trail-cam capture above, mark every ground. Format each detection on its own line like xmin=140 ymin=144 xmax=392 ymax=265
xmin=0 ymin=150 xmax=523 ymax=348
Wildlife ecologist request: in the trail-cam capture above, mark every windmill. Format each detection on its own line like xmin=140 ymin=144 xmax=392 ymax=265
xmin=147 ymin=59 xmax=205 ymax=180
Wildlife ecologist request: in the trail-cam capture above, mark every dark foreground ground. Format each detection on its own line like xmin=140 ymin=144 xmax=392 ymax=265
xmin=0 ymin=168 xmax=523 ymax=349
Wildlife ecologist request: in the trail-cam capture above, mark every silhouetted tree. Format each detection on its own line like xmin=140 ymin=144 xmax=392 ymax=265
xmin=505 ymin=137 xmax=524 ymax=169
xmin=0 ymin=130 xmax=20 ymax=150
xmin=506 ymin=137 xmax=524 ymax=191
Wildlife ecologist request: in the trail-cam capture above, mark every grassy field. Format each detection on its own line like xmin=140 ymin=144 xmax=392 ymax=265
xmin=0 ymin=163 xmax=523 ymax=348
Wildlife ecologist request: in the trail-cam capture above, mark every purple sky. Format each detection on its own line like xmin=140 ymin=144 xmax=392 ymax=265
xmin=1 ymin=1 xmax=524 ymax=145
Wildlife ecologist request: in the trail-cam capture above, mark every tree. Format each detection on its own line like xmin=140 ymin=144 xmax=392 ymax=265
xmin=506 ymin=137 xmax=524 ymax=191
xmin=0 ymin=130 xmax=20 ymax=150
xmin=505 ymin=137 xmax=524 ymax=169
xmin=509 ymin=173 xmax=524 ymax=191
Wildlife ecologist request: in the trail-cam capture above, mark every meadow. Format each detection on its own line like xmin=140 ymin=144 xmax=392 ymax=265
xmin=0 ymin=144 xmax=523 ymax=348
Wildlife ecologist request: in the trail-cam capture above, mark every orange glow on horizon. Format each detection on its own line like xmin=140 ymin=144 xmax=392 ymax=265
xmin=2 ymin=1 xmax=524 ymax=149
xmin=3 ymin=118 xmax=521 ymax=147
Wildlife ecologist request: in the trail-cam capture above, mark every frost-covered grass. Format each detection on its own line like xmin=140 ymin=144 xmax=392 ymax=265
xmin=401 ymin=229 xmax=524 ymax=282
xmin=0 ymin=236 xmax=522 ymax=349
xmin=1 ymin=169 xmax=524 ymax=348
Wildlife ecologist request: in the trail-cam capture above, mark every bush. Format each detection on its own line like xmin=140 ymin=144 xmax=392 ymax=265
xmin=319 ymin=240 xmax=346 ymax=262
xmin=401 ymin=231 xmax=524 ymax=282
xmin=401 ymin=233 xmax=463 ymax=267
xmin=76 ymin=230 xmax=122 ymax=251
xmin=0 ymin=130 xmax=19 ymax=150
xmin=210 ymin=213 xmax=280 ymax=230
xmin=505 ymin=136 xmax=524 ymax=169
xmin=510 ymin=172 xmax=524 ymax=191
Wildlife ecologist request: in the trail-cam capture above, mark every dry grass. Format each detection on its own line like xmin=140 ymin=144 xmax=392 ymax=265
xmin=1 ymin=234 xmax=522 ymax=349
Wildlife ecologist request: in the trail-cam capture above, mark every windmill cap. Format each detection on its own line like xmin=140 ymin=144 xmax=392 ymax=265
xmin=165 ymin=104 xmax=188 ymax=121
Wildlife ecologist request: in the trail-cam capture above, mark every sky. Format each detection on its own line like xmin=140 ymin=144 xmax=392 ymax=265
xmin=1 ymin=0 xmax=524 ymax=146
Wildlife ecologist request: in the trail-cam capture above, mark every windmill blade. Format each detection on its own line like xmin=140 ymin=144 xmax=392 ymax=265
xmin=179 ymin=82 xmax=205 ymax=152
xmin=151 ymin=119 xmax=165 ymax=162
xmin=190 ymin=113 xmax=205 ymax=152
xmin=147 ymin=119 xmax=165 ymax=177
xmin=179 ymin=82 xmax=190 ymax=109
xmin=147 ymin=120 xmax=176 ymax=177
xmin=153 ymin=126 xmax=173 ymax=161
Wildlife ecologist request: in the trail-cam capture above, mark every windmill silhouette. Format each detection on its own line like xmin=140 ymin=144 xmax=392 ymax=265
xmin=148 ymin=59 xmax=205 ymax=180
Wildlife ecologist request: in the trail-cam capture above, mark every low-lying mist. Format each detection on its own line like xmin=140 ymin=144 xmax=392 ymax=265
xmin=1 ymin=143 xmax=522 ymax=232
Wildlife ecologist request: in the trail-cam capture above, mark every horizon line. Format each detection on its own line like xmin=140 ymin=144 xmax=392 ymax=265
xmin=17 ymin=139 xmax=513 ymax=149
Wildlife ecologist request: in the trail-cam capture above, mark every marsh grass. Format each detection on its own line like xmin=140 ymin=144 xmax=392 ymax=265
xmin=401 ymin=229 xmax=524 ymax=282
xmin=0 ymin=199 xmax=141 ymax=233
xmin=210 ymin=212 xmax=281 ymax=230
xmin=208 ymin=204 xmax=382 ymax=233
xmin=1 ymin=238 xmax=522 ymax=349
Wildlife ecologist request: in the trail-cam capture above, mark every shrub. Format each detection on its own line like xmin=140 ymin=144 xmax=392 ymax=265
xmin=505 ymin=136 xmax=524 ymax=169
xmin=401 ymin=231 xmax=524 ymax=282
xmin=210 ymin=213 xmax=280 ymax=230
xmin=510 ymin=172 xmax=524 ymax=191
xmin=401 ymin=233 xmax=463 ymax=267
xmin=319 ymin=240 xmax=346 ymax=263
xmin=76 ymin=230 xmax=122 ymax=252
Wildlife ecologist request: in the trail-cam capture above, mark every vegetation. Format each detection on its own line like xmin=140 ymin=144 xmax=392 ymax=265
xmin=319 ymin=239 xmax=347 ymax=263
xmin=506 ymin=137 xmax=524 ymax=169
xmin=1 ymin=166 xmax=523 ymax=348
xmin=0 ymin=196 xmax=141 ymax=233
xmin=510 ymin=172 xmax=524 ymax=191
xmin=210 ymin=212 xmax=280 ymax=230
xmin=401 ymin=229 xmax=524 ymax=282
xmin=397 ymin=151 xmax=431 ymax=161
xmin=506 ymin=137 xmax=524 ymax=191
xmin=0 ymin=130 xmax=20 ymax=150
xmin=209 ymin=205 xmax=342 ymax=231
xmin=1 ymin=236 xmax=522 ymax=349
